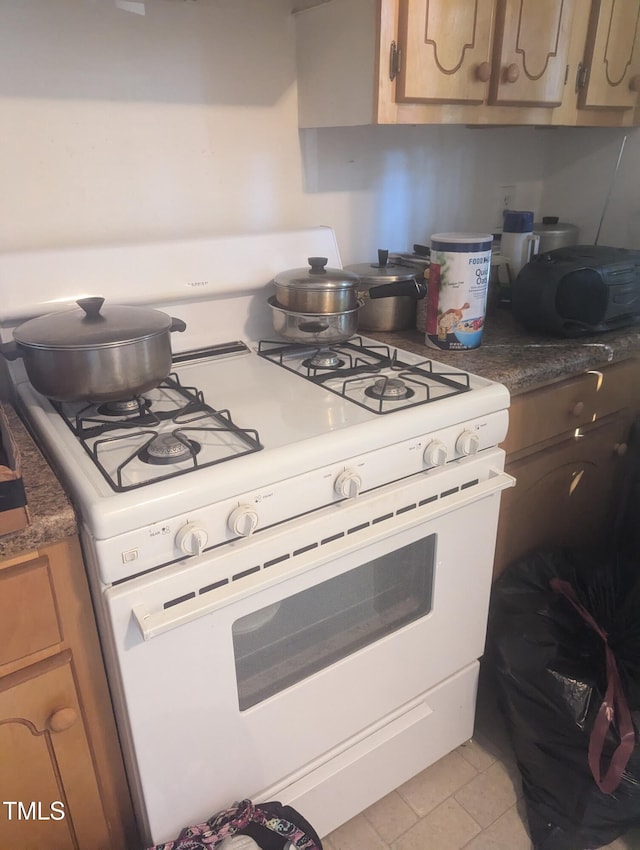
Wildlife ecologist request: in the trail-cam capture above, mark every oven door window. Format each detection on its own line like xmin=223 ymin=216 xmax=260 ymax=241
xmin=232 ymin=535 xmax=436 ymax=710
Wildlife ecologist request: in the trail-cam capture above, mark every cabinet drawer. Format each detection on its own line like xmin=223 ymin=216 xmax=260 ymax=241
xmin=503 ymin=359 xmax=640 ymax=455
xmin=0 ymin=652 xmax=111 ymax=850
xmin=0 ymin=556 xmax=62 ymax=668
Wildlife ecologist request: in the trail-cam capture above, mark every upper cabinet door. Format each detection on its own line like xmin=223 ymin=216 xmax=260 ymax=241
xmin=579 ymin=0 xmax=640 ymax=109
xmin=396 ymin=0 xmax=497 ymax=104
xmin=490 ymin=0 xmax=576 ymax=106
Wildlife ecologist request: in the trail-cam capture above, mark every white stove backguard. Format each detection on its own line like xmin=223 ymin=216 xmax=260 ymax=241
xmin=0 ymin=226 xmax=342 ymax=349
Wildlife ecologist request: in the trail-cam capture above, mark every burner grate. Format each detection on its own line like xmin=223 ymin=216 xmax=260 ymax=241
xmin=52 ymin=374 xmax=263 ymax=492
xmin=257 ymin=338 xmax=471 ymax=414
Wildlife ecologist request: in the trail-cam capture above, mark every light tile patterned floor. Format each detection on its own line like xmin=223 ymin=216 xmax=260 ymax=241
xmin=322 ymin=672 xmax=640 ymax=850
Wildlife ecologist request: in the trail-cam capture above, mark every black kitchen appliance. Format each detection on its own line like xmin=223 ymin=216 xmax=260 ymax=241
xmin=511 ymin=245 xmax=640 ymax=336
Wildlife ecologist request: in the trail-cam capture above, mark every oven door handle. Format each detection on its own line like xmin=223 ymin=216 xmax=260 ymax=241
xmin=132 ymin=468 xmax=515 ymax=641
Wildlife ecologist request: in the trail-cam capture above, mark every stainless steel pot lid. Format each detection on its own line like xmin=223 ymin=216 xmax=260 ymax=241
xmin=345 ymin=248 xmax=419 ymax=286
xmin=272 ymin=257 xmax=360 ymax=291
xmin=14 ymin=297 xmax=175 ymax=350
xmin=533 ymin=216 xmax=579 ymax=237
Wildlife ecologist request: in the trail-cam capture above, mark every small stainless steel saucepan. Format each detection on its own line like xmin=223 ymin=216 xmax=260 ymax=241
xmin=267 ymin=296 xmax=362 ymax=344
xmin=2 ymin=297 xmax=186 ymax=402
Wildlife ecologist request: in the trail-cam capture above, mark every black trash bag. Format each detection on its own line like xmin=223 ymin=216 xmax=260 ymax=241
xmin=486 ymin=547 xmax=640 ymax=850
xmin=147 ymin=799 xmax=323 ymax=850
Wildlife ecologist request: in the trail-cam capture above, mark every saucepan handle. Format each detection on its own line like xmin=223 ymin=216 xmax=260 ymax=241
xmin=298 ymin=320 xmax=330 ymax=334
xmin=368 ymin=280 xmax=427 ymax=300
xmin=0 ymin=341 xmax=21 ymax=361
xmin=170 ymin=318 xmax=187 ymax=333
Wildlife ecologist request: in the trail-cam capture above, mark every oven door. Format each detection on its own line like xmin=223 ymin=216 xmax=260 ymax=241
xmin=101 ymin=450 xmax=513 ymax=845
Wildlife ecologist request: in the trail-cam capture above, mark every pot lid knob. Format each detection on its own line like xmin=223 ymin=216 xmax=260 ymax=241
xmin=376 ymin=249 xmax=389 ymax=268
xmin=307 ymin=257 xmax=328 ymax=274
xmin=77 ymin=297 xmax=105 ymax=320
xmin=542 ymin=216 xmax=559 ymax=225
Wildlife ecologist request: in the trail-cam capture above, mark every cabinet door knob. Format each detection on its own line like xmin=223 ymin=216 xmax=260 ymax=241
xmin=505 ymin=63 xmax=519 ymax=83
xmin=570 ymin=400 xmax=585 ymax=417
xmin=630 ymin=75 xmax=640 ymax=93
xmin=47 ymin=707 xmax=78 ymax=733
xmin=475 ymin=62 xmax=491 ymax=82
xmin=613 ymin=442 xmax=628 ymax=457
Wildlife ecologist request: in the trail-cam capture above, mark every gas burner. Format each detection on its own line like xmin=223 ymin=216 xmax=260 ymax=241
xmin=302 ymin=350 xmax=345 ymax=370
xmin=139 ymin=434 xmax=201 ymax=466
xmin=365 ymin=377 xmax=415 ymax=401
xmin=98 ymin=397 xmax=151 ymax=417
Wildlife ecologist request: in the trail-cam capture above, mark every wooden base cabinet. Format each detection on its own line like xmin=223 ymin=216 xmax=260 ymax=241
xmin=493 ymin=359 xmax=640 ymax=578
xmin=0 ymin=538 xmax=138 ymax=850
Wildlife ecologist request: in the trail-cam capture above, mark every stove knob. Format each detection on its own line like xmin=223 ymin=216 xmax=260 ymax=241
xmin=334 ymin=469 xmax=362 ymax=499
xmin=456 ymin=430 xmax=480 ymax=456
xmin=423 ymin=440 xmax=448 ymax=468
xmin=228 ymin=504 xmax=259 ymax=537
xmin=175 ymin=522 xmax=209 ymax=556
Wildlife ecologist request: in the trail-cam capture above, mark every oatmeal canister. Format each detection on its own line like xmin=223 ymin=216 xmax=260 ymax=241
xmin=426 ymin=232 xmax=492 ymax=351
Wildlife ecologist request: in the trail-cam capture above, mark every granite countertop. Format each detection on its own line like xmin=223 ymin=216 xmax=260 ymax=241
xmin=368 ymin=308 xmax=640 ymax=394
xmin=0 ymin=403 xmax=77 ymax=560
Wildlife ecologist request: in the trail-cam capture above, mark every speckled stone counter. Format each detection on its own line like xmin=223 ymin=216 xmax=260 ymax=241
xmin=368 ymin=308 xmax=640 ymax=394
xmin=0 ymin=403 xmax=77 ymax=560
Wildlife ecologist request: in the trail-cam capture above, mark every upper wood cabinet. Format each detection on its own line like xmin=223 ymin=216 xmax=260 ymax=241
xmin=489 ymin=0 xmax=575 ymax=107
xmin=294 ymin=0 xmax=640 ymax=127
xmin=396 ymin=0 xmax=576 ymax=108
xmin=578 ymin=0 xmax=640 ymax=110
xmin=396 ymin=0 xmax=496 ymax=104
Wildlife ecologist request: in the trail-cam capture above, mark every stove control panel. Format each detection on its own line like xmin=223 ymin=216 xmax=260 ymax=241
xmin=95 ymin=408 xmax=510 ymax=582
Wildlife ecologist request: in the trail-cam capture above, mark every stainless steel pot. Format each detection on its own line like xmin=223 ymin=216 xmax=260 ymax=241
xmin=344 ymin=250 xmax=422 ymax=331
xmin=267 ymin=296 xmax=361 ymax=344
xmin=272 ymin=256 xmax=425 ymax=314
xmin=5 ymin=297 xmax=187 ymax=401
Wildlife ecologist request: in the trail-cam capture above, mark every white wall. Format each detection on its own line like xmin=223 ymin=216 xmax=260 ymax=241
xmin=0 ymin=0 xmax=636 ymax=269
xmin=1 ymin=0 xmax=550 ymax=267
xmin=540 ymin=127 xmax=640 ymax=248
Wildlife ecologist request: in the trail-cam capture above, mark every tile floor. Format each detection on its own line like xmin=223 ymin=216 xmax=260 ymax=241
xmin=322 ymin=669 xmax=640 ymax=850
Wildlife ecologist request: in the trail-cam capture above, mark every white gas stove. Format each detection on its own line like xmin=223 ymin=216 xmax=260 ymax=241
xmin=0 ymin=228 xmax=513 ymax=846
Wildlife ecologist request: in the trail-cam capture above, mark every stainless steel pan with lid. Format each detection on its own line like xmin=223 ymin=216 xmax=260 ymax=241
xmin=344 ymin=250 xmax=423 ymax=331
xmin=3 ymin=297 xmax=187 ymax=401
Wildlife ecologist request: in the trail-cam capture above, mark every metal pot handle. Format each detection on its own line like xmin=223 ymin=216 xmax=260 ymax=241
xmin=368 ymin=280 xmax=427 ymax=300
xmin=298 ymin=320 xmax=330 ymax=334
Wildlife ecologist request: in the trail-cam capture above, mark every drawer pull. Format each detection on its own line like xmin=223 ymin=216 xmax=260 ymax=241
xmin=570 ymin=401 xmax=585 ymax=417
xmin=47 ymin=707 xmax=78 ymax=733
xmin=613 ymin=442 xmax=628 ymax=457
